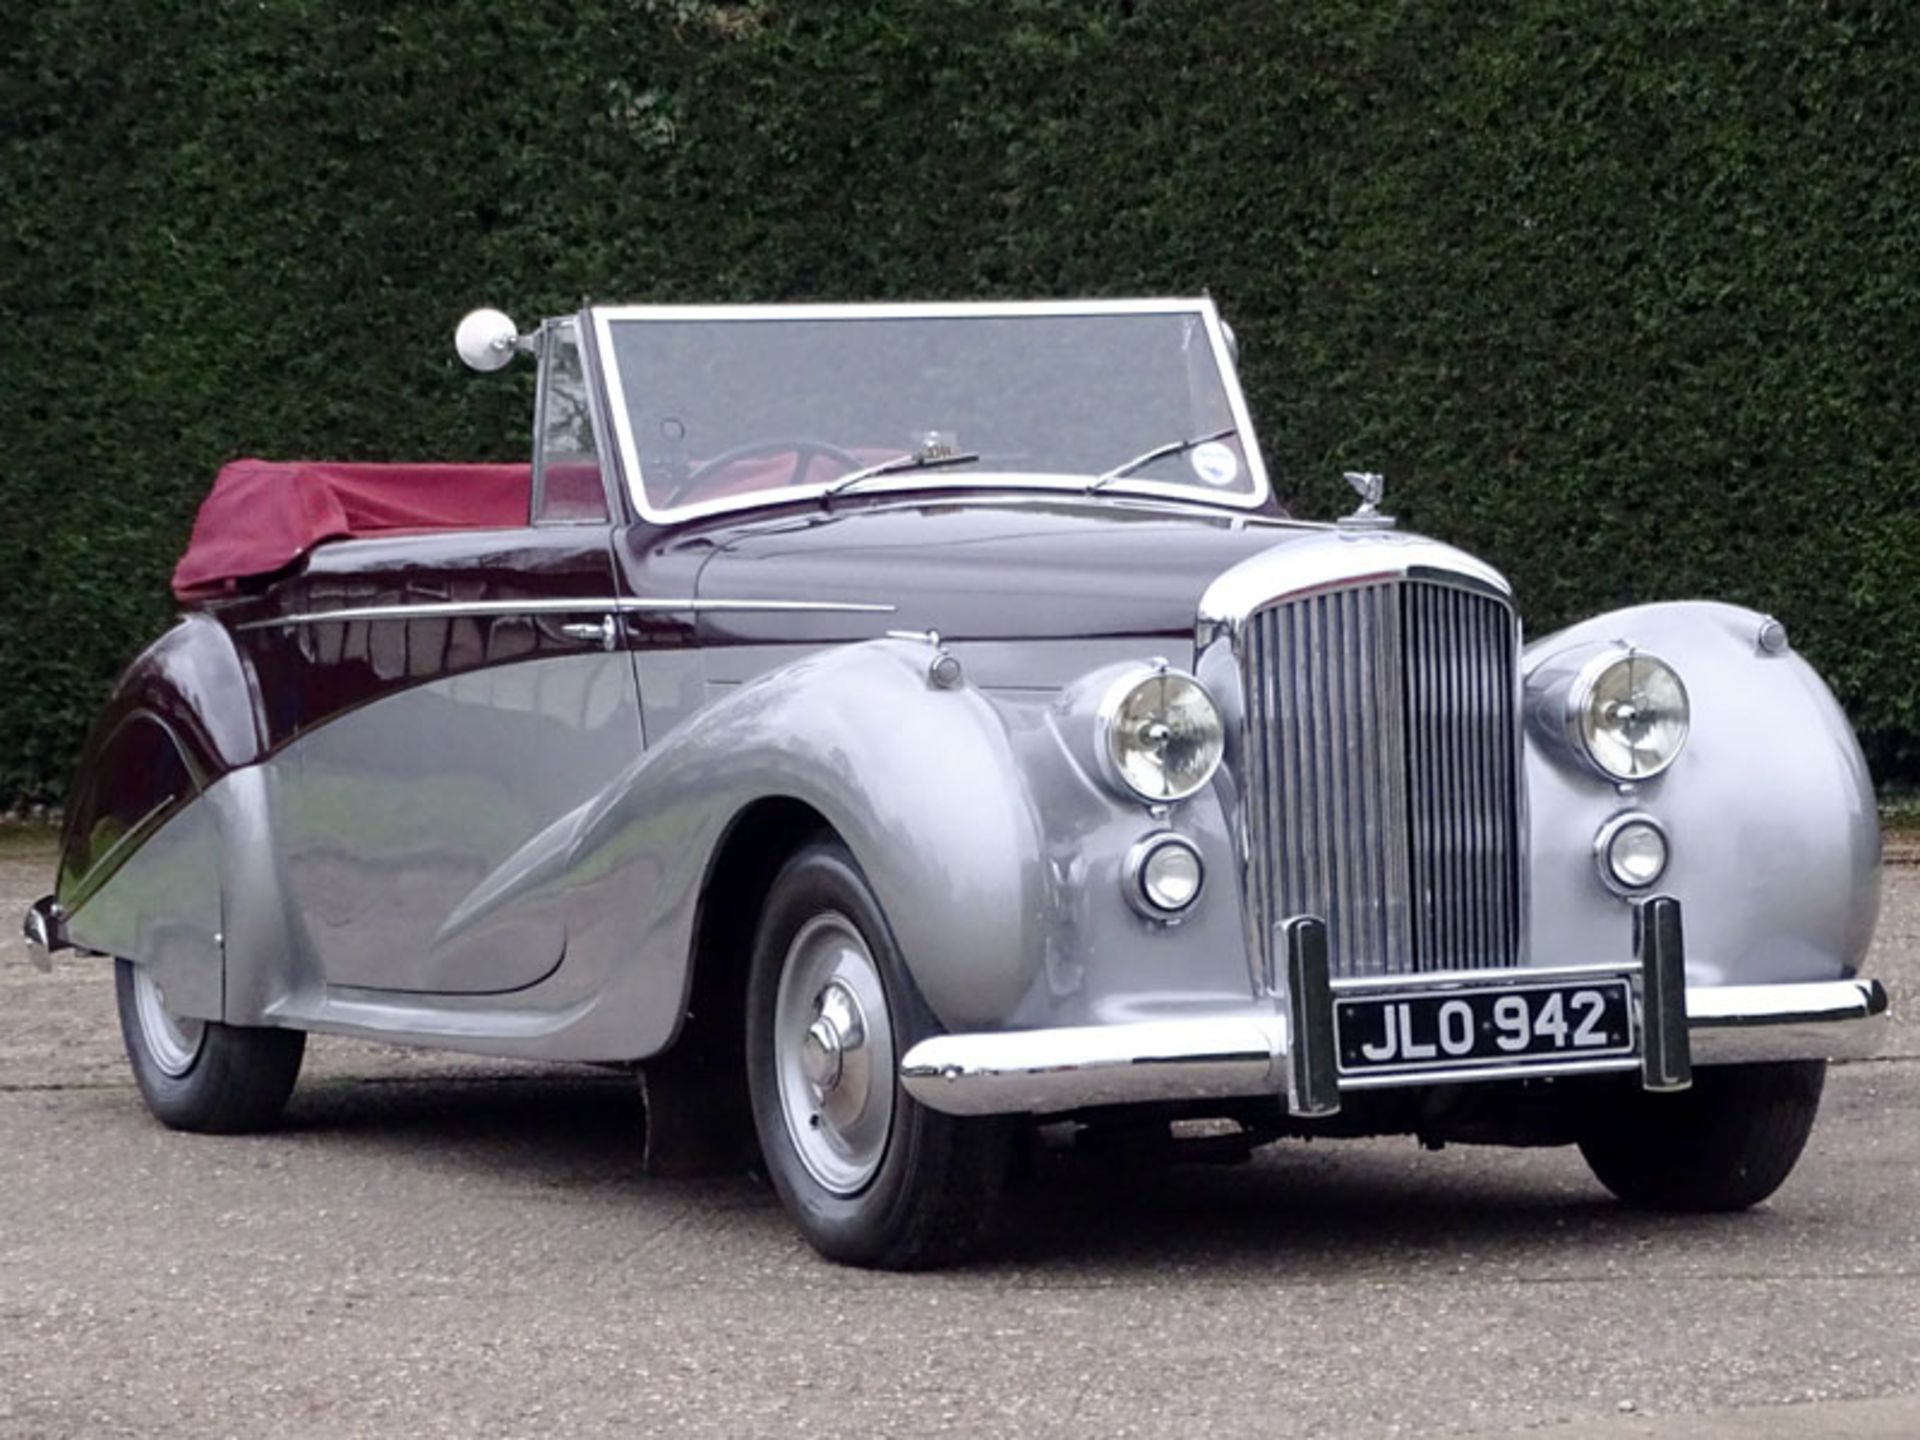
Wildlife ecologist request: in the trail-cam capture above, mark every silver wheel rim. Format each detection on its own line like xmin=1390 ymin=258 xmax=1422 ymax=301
xmin=773 ymin=912 xmax=896 ymax=1195
xmin=131 ymin=966 xmax=206 ymax=1078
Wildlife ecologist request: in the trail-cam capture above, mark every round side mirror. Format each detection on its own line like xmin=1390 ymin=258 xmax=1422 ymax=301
xmin=454 ymin=308 xmax=524 ymax=372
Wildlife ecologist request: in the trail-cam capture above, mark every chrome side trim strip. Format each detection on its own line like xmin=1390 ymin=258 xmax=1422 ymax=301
xmin=240 ymin=596 xmax=897 ymax=629
xmin=676 ymin=598 xmax=898 ymax=614
xmin=898 ymin=976 xmax=1890 ymax=1117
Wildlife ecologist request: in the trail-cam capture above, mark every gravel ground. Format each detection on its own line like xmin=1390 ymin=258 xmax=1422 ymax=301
xmin=2 ymin=830 xmax=1915 ymax=1439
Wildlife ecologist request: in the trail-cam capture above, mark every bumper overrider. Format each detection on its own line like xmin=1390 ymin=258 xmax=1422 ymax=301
xmin=900 ymin=897 xmax=1891 ymax=1119
xmin=21 ymin=896 xmax=63 ymax=972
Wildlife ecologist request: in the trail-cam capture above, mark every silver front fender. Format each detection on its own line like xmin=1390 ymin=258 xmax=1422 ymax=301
xmin=406 ymin=638 xmax=1054 ymax=1059
xmin=1523 ymin=601 xmax=1880 ymax=989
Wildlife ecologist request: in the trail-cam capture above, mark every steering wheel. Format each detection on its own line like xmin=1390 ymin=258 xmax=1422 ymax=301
xmin=663 ymin=438 xmax=867 ymax=509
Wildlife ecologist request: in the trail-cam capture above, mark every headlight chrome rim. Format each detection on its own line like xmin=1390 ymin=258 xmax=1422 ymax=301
xmin=1095 ymin=663 xmax=1225 ymax=804
xmin=1124 ymin=831 xmax=1207 ymax=920
xmin=1566 ymin=646 xmax=1690 ymax=782
xmin=1594 ymin=811 xmax=1671 ymax=894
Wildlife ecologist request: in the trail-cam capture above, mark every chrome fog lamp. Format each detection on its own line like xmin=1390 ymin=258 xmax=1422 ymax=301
xmin=1098 ymin=666 xmax=1225 ymax=803
xmin=1596 ymin=813 xmax=1670 ymax=892
xmin=1126 ymin=833 xmax=1206 ymax=918
xmin=1570 ymin=649 xmax=1690 ymax=781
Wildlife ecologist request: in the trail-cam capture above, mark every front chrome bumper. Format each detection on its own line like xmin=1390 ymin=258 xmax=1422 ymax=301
xmin=901 ymin=977 xmax=1890 ymax=1118
xmin=901 ymin=897 xmax=1890 ymax=1119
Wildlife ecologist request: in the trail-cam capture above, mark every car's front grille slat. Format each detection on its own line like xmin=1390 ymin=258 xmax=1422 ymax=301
xmin=1242 ymin=578 xmax=1522 ymax=980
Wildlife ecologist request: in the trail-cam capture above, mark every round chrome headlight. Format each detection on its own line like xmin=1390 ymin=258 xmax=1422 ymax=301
xmin=1098 ymin=667 xmax=1225 ymax=803
xmin=1570 ymin=650 xmax=1690 ymax=781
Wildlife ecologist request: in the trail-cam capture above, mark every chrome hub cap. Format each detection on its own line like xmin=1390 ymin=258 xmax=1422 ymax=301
xmin=774 ymin=914 xmax=895 ymax=1195
xmin=801 ymin=980 xmax=864 ymax=1093
xmin=131 ymin=965 xmax=206 ymax=1078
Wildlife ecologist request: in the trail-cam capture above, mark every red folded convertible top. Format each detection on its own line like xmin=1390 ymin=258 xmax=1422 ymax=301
xmin=171 ymin=459 xmax=535 ymax=599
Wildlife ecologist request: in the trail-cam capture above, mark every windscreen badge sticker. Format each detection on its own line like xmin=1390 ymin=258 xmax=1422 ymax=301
xmin=1189 ymin=441 xmax=1240 ymax=487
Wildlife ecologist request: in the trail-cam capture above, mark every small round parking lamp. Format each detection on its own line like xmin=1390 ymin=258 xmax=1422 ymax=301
xmin=1125 ymin=833 xmax=1206 ymax=920
xmin=1595 ymin=813 xmax=1670 ymax=894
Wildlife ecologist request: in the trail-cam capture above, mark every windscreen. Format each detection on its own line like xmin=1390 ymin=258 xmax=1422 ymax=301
xmin=600 ymin=309 xmax=1258 ymax=513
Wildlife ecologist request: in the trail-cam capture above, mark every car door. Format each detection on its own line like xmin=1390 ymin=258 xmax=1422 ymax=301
xmin=241 ymin=320 xmax=644 ymax=995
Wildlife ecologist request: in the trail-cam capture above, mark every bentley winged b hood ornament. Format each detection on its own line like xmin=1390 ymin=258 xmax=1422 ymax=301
xmin=1338 ymin=469 xmax=1396 ymax=530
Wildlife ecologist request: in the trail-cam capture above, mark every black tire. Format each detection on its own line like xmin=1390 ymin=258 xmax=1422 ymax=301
xmin=745 ymin=839 xmax=1013 ymax=1269
xmin=1578 ymin=1060 xmax=1826 ymax=1212
xmin=114 ymin=959 xmax=306 ymax=1134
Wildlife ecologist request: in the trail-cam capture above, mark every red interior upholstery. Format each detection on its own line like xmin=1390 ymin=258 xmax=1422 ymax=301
xmin=543 ymin=461 xmax=611 ymax=521
xmin=172 ymin=459 xmax=537 ymax=599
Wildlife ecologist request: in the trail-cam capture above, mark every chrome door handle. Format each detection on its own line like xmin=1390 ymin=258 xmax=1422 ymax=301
xmin=560 ymin=615 xmax=618 ymax=651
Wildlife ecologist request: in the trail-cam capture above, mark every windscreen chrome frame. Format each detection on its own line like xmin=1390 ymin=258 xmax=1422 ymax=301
xmin=586 ymin=299 xmax=1275 ymax=525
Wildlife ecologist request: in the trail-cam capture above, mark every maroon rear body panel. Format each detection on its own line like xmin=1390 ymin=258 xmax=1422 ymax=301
xmin=210 ymin=525 xmax=634 ymax=752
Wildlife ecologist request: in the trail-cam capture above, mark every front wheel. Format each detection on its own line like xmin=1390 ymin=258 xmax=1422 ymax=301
xmin=115 ymin=960 xmax=306 ymax=1133
xmin=1578 ymin=1060 xmax=1826 ymax=1212
xmin=746 ymin=840 xmax=1012 ymax=1269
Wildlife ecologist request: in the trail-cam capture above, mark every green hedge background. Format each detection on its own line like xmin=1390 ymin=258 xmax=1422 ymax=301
xmin=3 ymin=0 xmax=1915 ymax=805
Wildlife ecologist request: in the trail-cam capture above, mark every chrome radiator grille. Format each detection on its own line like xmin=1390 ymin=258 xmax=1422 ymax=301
xmin=1240 ymin=579 xmax=1523 ymax=978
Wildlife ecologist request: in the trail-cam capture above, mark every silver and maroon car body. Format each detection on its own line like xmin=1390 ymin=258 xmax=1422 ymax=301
xmin=24 ymin=299 xmax=1888 ymax=1161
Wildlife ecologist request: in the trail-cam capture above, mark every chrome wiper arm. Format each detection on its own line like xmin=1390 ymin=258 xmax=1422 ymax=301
xmin=1088 ymin=425 xmax=1238 ymax=492
xmin=822 ymin=450 xmax=983 ymax=502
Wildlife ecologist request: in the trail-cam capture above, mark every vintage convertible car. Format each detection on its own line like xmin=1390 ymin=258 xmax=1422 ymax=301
xmin=23 ymin=299 xmax=1890 ymax=1268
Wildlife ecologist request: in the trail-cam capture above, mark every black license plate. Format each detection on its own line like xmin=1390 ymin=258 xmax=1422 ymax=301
xmin=1335 ymin=978 xmax=1635 ymax=1076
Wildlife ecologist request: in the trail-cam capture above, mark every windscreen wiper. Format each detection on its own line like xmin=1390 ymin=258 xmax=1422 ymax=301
xmin=822 ymin=448 xmax=983 ymax=503
xmin=1088 ymin=425 xmax=1238 ymax=492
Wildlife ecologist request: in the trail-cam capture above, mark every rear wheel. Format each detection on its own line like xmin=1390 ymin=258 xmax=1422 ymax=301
xmin=746 ymin=839 xmax=1012 ymax=1269
xmin=1578 ymin=1060 xmax=1826 ymax=1211
xmin=115 ymin=960 xmax=305 ymax=1133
